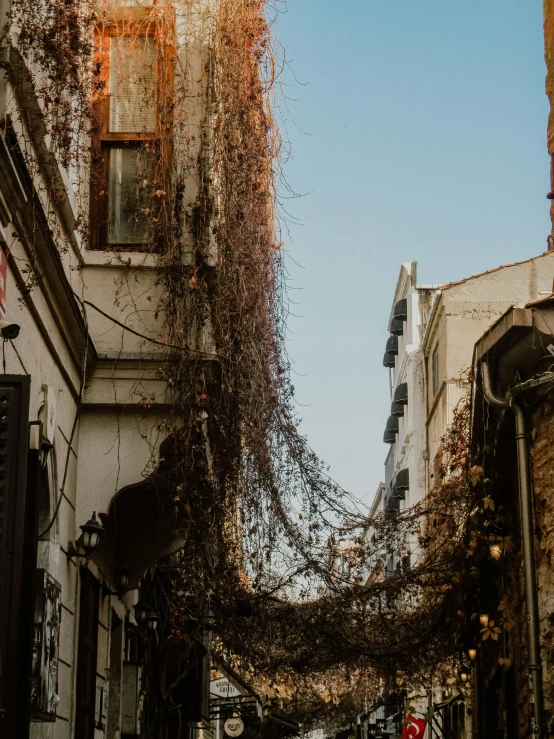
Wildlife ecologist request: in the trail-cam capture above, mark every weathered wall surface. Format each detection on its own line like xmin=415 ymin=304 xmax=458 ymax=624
xmin=531 ymin=398 xmax=554 ymax=733
xmin=425 ymin=253 xmax=554 ymax=469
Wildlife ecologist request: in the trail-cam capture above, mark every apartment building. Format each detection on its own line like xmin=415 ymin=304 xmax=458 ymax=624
xmin=363 ymin=251 xmax=554 ymax=738
xmin=422 ymin=252 xmax=554 ymax=488
xmin=0 ymin=3 xmax=227 ymax=738
xmin=380 ymin=262 xmax=437 ymax=569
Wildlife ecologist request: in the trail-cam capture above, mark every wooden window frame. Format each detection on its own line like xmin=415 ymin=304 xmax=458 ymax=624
xmin=90 ymin=12 xmax=173 ymax=251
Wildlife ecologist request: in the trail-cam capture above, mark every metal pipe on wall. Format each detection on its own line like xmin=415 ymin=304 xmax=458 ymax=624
xmin=481 ymin=360 xmax=543 ymax=735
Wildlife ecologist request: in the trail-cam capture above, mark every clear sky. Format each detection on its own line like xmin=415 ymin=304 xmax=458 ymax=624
xmin=275 ymin=1 xmax=550 ymax=503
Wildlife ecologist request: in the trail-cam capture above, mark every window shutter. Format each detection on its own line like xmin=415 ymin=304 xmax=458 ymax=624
xmin=0 ymin=376 xmax=31 ymax=739
xmin=75 ymin=569 xmax=99 ymax=739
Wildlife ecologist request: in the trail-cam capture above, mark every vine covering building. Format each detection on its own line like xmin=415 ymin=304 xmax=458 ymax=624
xmin=0 ymin=1 xmax=285 ymax=738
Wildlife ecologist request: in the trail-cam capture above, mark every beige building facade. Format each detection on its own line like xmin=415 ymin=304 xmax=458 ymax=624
xmin=422 ymin=252 xmax=554 ymax=487
xmin=0 ymin=2 xmax=216 ymax=738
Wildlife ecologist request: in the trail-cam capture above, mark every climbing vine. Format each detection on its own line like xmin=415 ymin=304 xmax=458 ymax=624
xmin=2 ymin=0 xmax=515 ymax=731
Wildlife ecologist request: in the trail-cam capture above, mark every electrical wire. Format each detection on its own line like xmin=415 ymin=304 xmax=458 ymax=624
xmin=38 ymin=295 xmax=89 ymax=540
xmin=39 ymin=288 xmax=222 ymax=542
xmin=77 ymin=295 xmax=225 ymax=358
xmin=79 ymin=296 xmax=184 ymax=351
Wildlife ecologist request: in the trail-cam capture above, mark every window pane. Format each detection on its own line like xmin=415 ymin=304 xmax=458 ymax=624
xmin=432 ymin=347 xmax=439 ymax=396
xmin=108 ymin=147 xmax=155 ymax=244
xmin=109 ymin=35 xmax=156 ymax=133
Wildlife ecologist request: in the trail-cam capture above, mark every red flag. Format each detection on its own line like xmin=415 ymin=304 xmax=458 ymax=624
xmin=401 ymin=714 xmax=426 ymax=739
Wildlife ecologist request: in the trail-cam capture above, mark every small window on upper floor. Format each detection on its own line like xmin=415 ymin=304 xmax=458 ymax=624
xmin=90 ymin=10 xmax=173 ymax=250
xmin=432 ymin=344 xmax=440 ymax=397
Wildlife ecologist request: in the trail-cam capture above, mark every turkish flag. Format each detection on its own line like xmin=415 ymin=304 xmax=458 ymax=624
xmin=401 ymin=714 xmax=426 ymax=739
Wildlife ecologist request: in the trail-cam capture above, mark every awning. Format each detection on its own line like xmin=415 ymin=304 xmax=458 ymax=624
xmin=98 ymin=437 xmax=185 ymax=581
xmin=391 ymin=400 xmax=404 ymax=417
xmin=385 ymin=415 xmax=399 ymax=433
xmin=393 ymin=382 xmax=408 ymax=405
xmin=385 ymin=334 xmax=399 ymax=355
xmin=384 ymin=489 xmax=399 ymax=510
xmin=390 ymin=317 xmax=404 ymax=336
xmin=383 ymin=429 xmax=396 ymax=444
xmin=393 ymin=298 xmax=408 ymax=321
xmin=392 ymin=468 xmax=409 ymax=500
xmin=394 ymin=467 xmax=410 ymax=490
xmin=383 ymin=351 xmax=396 ymax=368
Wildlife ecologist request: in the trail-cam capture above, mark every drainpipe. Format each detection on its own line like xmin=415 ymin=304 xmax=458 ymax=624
xmin=481 ymin=360 xmax=543 ymax=735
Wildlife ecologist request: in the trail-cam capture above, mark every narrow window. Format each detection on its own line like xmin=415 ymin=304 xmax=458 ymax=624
xmin=91 ymin=15 xmax=173 ymax=250
xmin=75 ymin=568 xmax=99 ymax=739
xmin=432 ymin=345 xmax=440 ymax=396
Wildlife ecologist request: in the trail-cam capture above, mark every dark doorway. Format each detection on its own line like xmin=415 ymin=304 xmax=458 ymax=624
xmin=75 ymin=568 xmax=99 ymax=739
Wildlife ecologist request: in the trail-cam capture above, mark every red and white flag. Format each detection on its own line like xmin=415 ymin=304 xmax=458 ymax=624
xmin=401 ymin=714 xmax=426 ymax=739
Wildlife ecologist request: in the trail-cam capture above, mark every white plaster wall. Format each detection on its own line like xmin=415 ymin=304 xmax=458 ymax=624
xmin=425 ymin=252 xmax=554 ymax=465
xmin=76 ymin=409 xmax=170 ymax=524
xmin=1 ymin=241 xmax=81 ymax=739
xmin=5 ymin=1 xmax=217 ymax=735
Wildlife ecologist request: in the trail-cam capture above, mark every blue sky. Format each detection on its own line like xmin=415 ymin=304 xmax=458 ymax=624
xmin=275 ymin=1 xmax=550 ymax=501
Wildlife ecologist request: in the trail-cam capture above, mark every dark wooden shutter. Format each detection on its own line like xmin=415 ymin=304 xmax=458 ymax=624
xmin=75 ymin=568 xmax=99 ymax=739
xmin=0 ymin=375 xmax=31 ymax=739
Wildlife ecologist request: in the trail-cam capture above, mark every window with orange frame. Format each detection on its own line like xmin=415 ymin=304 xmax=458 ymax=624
xmin=90 ymin=7 xmax=173 ymax=250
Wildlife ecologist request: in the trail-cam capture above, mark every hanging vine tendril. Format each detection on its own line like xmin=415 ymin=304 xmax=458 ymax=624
xmin=6 ymin=0 xmax=492 ymax=728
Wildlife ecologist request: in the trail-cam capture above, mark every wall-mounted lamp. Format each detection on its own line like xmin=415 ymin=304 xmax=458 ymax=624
xmin=459 ymin=668 xmax=469 ymax=684
xmin=479 ymin=613 xmax=489 ymax=628
xmin=146 ymin=609 xmax=159 ymax=632
xmin=468 ymin=648 xmax=477 ymax=661
xmin=134 ymin=600 xmax=159 ymax=632
xmin=67 ymin=512 xmax=103 ymax=561
xmin=135 ymin=599 xmax=150 ymax=624
xmin=102 ymin=565 xmax=131 ymax=597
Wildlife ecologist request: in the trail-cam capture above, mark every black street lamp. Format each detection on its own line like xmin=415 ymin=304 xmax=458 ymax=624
xmin=135 ymin=599 xmax=149 ymax=624
xmin=67 ymin=512 xmax=103 ymax=561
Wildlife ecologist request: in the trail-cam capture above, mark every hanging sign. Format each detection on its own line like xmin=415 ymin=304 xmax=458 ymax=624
xmin=224 ymin=718 xmax=244 ymax=737
xmin=210 ymin=678 xmax=241 ymax=698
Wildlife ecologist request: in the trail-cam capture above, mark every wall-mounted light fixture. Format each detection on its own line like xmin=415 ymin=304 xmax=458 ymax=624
xmin=134 ymin=599 xmax=150 ymax=624
xmin=102 ymin=565 xmax=131 ymax=597
xmin=146 ymin=609 xmax=159 ymax=632
xmin=479 ymin=613 xmax=489 ymax=628
xmin=468 ymin=648 xmax=477 ymax=661
xmin=134 ymin=599 xmax=159 ymax=633
xmin=67 ymin=512 xmax=103 ymax=561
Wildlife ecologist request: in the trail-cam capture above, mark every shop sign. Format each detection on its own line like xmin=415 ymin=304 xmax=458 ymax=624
xmin=210 ymin=677 xmax=241 ymax=698
xmin=224 ymin=718 xmax=244 ymax=736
